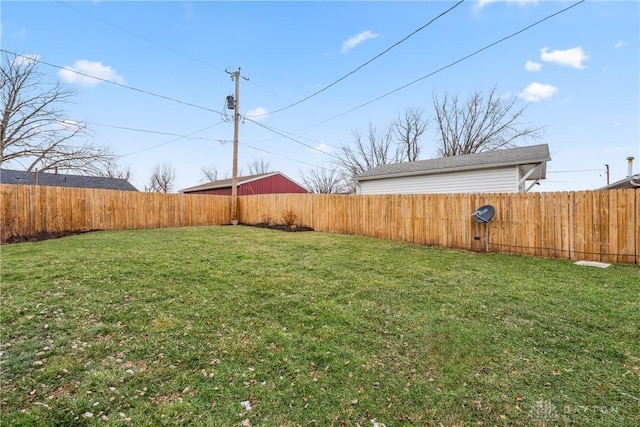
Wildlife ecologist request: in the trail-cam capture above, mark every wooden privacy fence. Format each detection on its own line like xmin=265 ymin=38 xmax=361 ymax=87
xmin=1 ymin=184 xmax=638 ymax=264
xmin=0 ymin=184 xmax=230 ymax=240
xmin=239 ymin=190 xmax=639 ymax=265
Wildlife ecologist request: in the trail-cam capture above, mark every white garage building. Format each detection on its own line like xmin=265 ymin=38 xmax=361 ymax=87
xmin=355 ymin=144 xmax=551 ymax=195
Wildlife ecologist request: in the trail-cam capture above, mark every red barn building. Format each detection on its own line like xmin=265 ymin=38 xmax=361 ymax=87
xmin=179 ymin=172 xmax=308 ymax=195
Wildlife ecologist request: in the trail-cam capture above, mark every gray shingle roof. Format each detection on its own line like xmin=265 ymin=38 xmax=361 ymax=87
xmin=599 ymin=174 xmax=640 ymax=190
xmin=0 ymin=169 xmax=138 ymax=191
xmin=356 ymin=144 xmax=551 ymax=181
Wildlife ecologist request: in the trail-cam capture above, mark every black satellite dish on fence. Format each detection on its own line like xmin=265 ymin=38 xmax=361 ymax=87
xmin=472 ymin=205 xmax=495 ymax=223
xmin=472 ymin=205 xmax=495 ymax=252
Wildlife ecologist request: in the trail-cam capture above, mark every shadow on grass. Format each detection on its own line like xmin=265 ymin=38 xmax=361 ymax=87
xmin=2 ymin=229 xmax=102 ymax=244
xmin=244 ymin=223 xmax=315 ymax=232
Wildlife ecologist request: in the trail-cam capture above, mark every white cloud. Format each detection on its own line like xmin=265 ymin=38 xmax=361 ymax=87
xmin=58 ymin=59 xmax=124 ymax=87
xmin=540 ymin=47 xmax=589 ymax=69
xmin=614 ymin=40 xmax=626 ymax=49
xmin=525 ymin=60 xmax=542 ymax=72
xmin=341 ymin=30 xmax=379 ymax=54
xmin=474 ymin=0 xmax=537 ymax=11
xmin=518 ymin=82 xmax=558 ymax=102
xmin=314 ymin=143 xmax=333 ymax=154
xmin=245 ymin=107 xmax=269 ymax=120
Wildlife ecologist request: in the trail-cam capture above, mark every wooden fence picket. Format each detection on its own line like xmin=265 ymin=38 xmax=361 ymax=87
xmin=1 ymin=184 xmax=637 ymax=264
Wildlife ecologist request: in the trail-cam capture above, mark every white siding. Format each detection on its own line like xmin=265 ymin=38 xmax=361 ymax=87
xmin=357 ymin=166 xmax=519 ymax=194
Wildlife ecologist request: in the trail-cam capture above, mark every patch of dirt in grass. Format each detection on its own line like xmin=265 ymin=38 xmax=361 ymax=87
xmin=246 ymin=223 xmax=314 ymax=232
xmin=151 ymin=388 xmax=199 ymax=404
xmin=2 ymin=230 xmax=101 ymax=244
xmin=48 ymin=381 xmax=80 ymax=399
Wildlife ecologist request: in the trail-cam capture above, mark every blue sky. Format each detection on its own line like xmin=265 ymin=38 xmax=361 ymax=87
xmin=2 ymin=0 xmax=638 ymax=192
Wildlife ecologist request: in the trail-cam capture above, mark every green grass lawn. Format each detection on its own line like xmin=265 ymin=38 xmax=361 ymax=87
xmin=1 ymin=226 xmax=638 ymax=426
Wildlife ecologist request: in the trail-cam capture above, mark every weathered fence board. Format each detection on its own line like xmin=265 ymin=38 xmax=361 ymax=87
xmin=0 ymin=185 xmax=230 ymax=239
xmin=1 ymin=184 xmax=637 ymax=264
xmin=238 ymin=190 xmax=638 ymax=264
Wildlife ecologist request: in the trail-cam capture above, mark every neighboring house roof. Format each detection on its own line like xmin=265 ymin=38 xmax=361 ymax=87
xmin=356 ymin=144 xmax=551 ymax=182
xmin=0 ymin=169 xmax=138 ymax=191
xmin=599 ymin=174 xmax=640 ymax=190
xmin=180 ymin=172 xmax=301 ymax=193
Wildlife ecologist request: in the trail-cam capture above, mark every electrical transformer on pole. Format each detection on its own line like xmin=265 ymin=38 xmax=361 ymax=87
xmin=226 ymin=67 xmax=241 ymax=225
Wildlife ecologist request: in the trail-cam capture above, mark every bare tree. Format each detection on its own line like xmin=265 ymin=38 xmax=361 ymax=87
xmin=336 ymin=123 xmax=398 ymax=178
xmin=335 ymin=107 xmax=429 ymax=183
xmin=96 ymin=159 xmax=133 ymax=180
xmin=200 ymin=164 xmax=219 ymax=182
xmin=1 ymin=51 xmax=114 ymax=173
xmin=299 ymin=166 xmax=349 ymax=194
xmin=433 ymin=85 xmax=544 ymax=157
xmin=246 ymin=158 xmax=271 ymax=175
xmin=145 ymin=163 xmax=175 ymax=193
xmin=392 ymin=107 xmax=428 ymax=162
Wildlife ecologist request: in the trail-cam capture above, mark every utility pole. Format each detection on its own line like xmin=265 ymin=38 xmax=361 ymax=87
xmin=605 ymin=164 xmax=610 ymax=186
xmin=227 ymin=68 xmax=241 ymax=225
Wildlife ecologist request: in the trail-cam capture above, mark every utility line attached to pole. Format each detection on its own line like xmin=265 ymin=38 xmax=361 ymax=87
xmin=226 ymin=67 xmax=243 ymax=225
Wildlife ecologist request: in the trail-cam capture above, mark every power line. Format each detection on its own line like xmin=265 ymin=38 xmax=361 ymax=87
xmin=242 ymin=144 xmax=335 ymax=171
xmin=120 ymin=122 xmax=226 ymax=157
xmin=55 ymin=1 xmax=227 ymax=74
xmin=241 ymin=0 xmax=585 ymax=155
xmin=56 ymin=0 xmax=278 ymax=103
xmin=85 ymin=121 xmax=226 ymax=142
xmin=244 ymin=120 xmax=343 ymax=152
xmin=299 ymin=0 xmax=586 ymax=131
xmin=113 ymin=0 xmax=583 ymax=165
xmin=245 ymin=76 xmax=281 ymax=99
xmin=243 ymin=117 xmax=343 ymax=162
xmin=181 ymin=141 xmax=335 ymax=183
xmin=247 ymin=0 xmax=466 ymax=118
xmin=0 ymin=50 xmax=224 ymax=115
xmin=548 ymin=169 xmax=602 ymax=174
